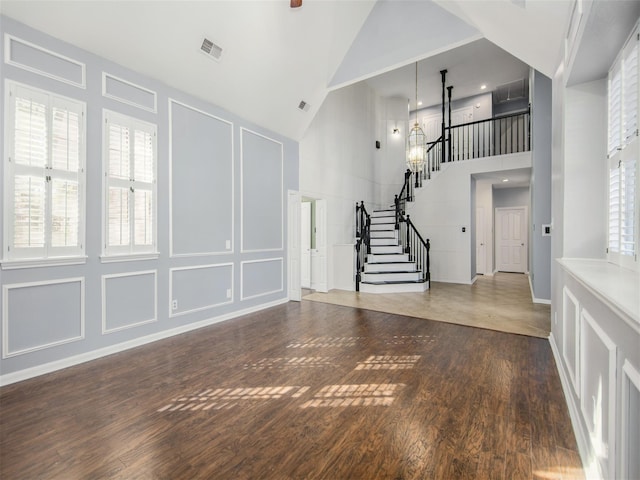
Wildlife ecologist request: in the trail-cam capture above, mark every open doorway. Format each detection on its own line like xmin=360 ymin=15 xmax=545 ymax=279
xmin=288 ymin=192 xmax=328 ymax=301
xmin=301 ymin=196 xmax=327 ymax=293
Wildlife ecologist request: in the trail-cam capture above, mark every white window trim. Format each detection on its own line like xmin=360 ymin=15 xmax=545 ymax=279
xmin=2 ymin=80 xmax=86 ymax=268
xmin=102 ymin=109 xmax=158 ymax=261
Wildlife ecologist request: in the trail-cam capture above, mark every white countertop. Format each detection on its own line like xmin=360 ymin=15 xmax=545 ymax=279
xmin=557 ymin=258 xmax=640 ymax=326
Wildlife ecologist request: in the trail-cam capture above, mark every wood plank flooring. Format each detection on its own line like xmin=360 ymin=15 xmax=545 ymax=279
xmin=0 ymin=300 xmax=583 ymax=479
xmin=304 ymin=272 xmax=551 ymax=338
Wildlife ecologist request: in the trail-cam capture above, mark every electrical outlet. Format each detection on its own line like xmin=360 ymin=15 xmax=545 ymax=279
xmin=171 ymin=299 xmax=178 ymax=310
xmin=226 ymin=289 xmax=232 ymax=299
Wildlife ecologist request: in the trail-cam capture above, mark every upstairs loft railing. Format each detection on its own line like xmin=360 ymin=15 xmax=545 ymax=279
xmin=447 ymin=109 xmax=530 ymax=162
xmin=401 ymin=109 xmax=531 ymax=192
xmin=355 ymin=201 xmax=370 ymax=292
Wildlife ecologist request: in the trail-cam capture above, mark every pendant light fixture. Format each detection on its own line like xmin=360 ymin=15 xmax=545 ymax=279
xmin=406 ymin=61 xmax=426 ymax=173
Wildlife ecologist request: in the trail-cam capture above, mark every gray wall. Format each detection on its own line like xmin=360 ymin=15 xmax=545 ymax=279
xmin=0 ymin=16 xmax=298 ymax=383
xmin=530 ymin=70 xmax=552 ymax=301
xmin=493 ymin=186 xmax=530 ymax=209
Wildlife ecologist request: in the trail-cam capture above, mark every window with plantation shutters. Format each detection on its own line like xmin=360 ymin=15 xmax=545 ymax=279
xmin=103 ymin=110 xmax=157 ymax=258
xmin=607 ymin=23 xmax=639 ymax=271
xmin=609 ymin=63 xmax=623 ymax=156
xmin=3 ymin=81 xmax=85 ymax=265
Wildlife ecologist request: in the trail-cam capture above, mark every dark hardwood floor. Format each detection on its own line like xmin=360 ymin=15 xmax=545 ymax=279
xmin=0 ymin=300 xmax=584 ymax=479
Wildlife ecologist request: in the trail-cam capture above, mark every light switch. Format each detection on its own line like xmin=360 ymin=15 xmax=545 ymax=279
xmin=226 ymin=239 xmax=231 ymax=249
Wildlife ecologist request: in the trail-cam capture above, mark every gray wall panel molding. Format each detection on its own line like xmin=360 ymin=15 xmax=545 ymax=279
xmin=240 ymin=257 xmax=284 ymax=300
xmin=4 ymin=33 xmax=85 ymax=88
xmin=169 ymin=263 xmax=234 ymax=317
xmin=101 ymin=270 xmax=157 ymax=334
xmin=169 ymin=99 xmax=234 ymax=257
xmin=2 ymin=277 xmax=85 ymax=358
xmin=241 ymin=128 xmax=284 ymax=252
xmin=0 ymin=16 xmax=296 ymax=382
xmin=102 ymin=72 xmax=157 ymax=113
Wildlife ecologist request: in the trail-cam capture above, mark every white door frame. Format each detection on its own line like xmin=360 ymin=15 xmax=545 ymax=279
xmin=312 ymin=198 xmax=328 ymax=292
xmin=287 ymin=190 xmax=301 ymax=301
xmin=476 ymin=206 xmax=486 ymax=275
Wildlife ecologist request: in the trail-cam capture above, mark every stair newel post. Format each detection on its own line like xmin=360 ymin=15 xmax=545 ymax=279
xmin=447 ymin=85 xmax=453 ymax=165
xmin=365 ymin=215 xmax=371 ymax=255
xmin=440 ymin=69 xmax=447 ymax=163
xmin=394 ymin=195 xmax=400 ymax=230
xmin=405 ymin=168 xmax=412 ymax=202
xmin=355 ymin=240 xmax=361 ymax=292
xmin=405 ymin=215 xmax=411 ymax=258
xmin=426 ymin=238 xmax=430 ymax=282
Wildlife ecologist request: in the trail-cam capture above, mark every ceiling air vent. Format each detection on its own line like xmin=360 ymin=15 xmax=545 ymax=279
xmin=494 ymin=79 xmax=526 ymax=103
xmin=298 ymin=100 xmax=310 ymax=112
xmin=200 ymin=38 xmax=222 ymax=61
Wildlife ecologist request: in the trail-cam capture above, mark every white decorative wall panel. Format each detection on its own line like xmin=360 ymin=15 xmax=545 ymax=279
xmin=580 ymin=308 xmax=616 ymax=479
xmin=170 ymin=263 xmax=234 ymax=317
xmin=2 ymin=278 xmax=85 ymax=358
xmin=102 ymin=271 xmax=157 ymax=334
xmin=5 ymin=34 xmax=85 ymax=87
xmin=241 ymin=258 xmax=283 ymax=300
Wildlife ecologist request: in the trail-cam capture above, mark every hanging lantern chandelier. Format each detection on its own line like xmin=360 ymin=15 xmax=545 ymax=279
xmin=406 ymin=61 xmax=426 ymax=173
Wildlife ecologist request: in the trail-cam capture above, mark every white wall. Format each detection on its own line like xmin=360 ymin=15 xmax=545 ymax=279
xmin=563 ymin=79 xmax=608 ymax=258
xmin=377 ymin=96 xmax=410 ymax=205
xmin=406 ymin=152 xmax=532 ymax=283
xmin=416 ymin=91 xmax=493 ymax=125
xmin=299 ymin=81 xmax=381 ymax=290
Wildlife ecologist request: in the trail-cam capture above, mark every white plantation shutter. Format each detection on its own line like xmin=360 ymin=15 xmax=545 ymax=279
xmin=108 ymin=187 xmax=130 ymax=246
xmin=608 ymin=162 xmax=621 ymax=254
xmin=104 ymin=111 xmax=156 ymax=256
xmin=14 ymin=96 xmax=47 ymax=168
xmin=609 ymin=64 xmax=623 ymax=156
xmin=620 ymin=155 xmax=637 ymax=257
xmin=51 ymin=179 xmax=79 ymax=248
xmin=608 ymin=24 xmax=639 ymax=270
xmin=13 ymin=175 xmax=46 ymax=249
xmin=3 ymin=82 xmax=85 ymax=262
xmin=623 ymin=31 xmax=639 ymax=145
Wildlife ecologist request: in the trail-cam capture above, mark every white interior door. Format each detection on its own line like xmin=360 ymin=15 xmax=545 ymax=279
xmin=312 ymin=199 xmax=328 ymax=292
xmin=422 ymin=114 xmax=442 ymax=142
xmin=495 ymin=207 xmax=527 ymax=273
xmin=476 ymin=206 xmax=485 ymax=274
xmin=287 ymin=190 xmax=301 ymax=301
xmin=301 ymin=202 xmax=311 ymax=289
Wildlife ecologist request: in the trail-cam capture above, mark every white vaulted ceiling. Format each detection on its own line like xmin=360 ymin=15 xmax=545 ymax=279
xmin=0 ymin=0 xmax=577 ymax=140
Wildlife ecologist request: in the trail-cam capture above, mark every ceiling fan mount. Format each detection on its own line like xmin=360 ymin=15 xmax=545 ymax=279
xmin=291 ymin=0 xmax=302 ymax=8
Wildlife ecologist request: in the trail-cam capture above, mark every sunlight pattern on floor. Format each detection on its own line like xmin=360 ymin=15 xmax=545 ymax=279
xmin=243 ymin=356 xmax=335 ymax=370
xmin=299 ymin=384 xmax=404 ymax=408
xmin=355 ymin=355 xmax=421 ymax=370
xmin=286 ymin=336 xmax=365 ymax=348
xmin=385 ymin=334 xmax=436 ymax=345
xmin=157 ymin=386 xmax=310 ymax=412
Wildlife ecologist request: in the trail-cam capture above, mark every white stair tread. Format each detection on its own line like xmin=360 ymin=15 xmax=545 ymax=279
xmin=359 ymin=280 xmax=429 ymax=294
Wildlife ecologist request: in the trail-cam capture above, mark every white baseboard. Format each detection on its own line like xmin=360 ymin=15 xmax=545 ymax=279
xmin=548 ymin=333 xmax=602 ymax=480
xmin=528 ymin=274 xmax=551 ymax=304
xmin=0 ymin=298 xmax=289 ymax=387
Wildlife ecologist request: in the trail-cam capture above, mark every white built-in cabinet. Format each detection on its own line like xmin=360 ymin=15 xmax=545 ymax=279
xmin=552 ymin=259 xmax=639 ymax=479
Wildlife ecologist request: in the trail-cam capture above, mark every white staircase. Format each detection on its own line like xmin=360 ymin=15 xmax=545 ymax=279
xmin=360 ymin=209 xmax=429 ymax=293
